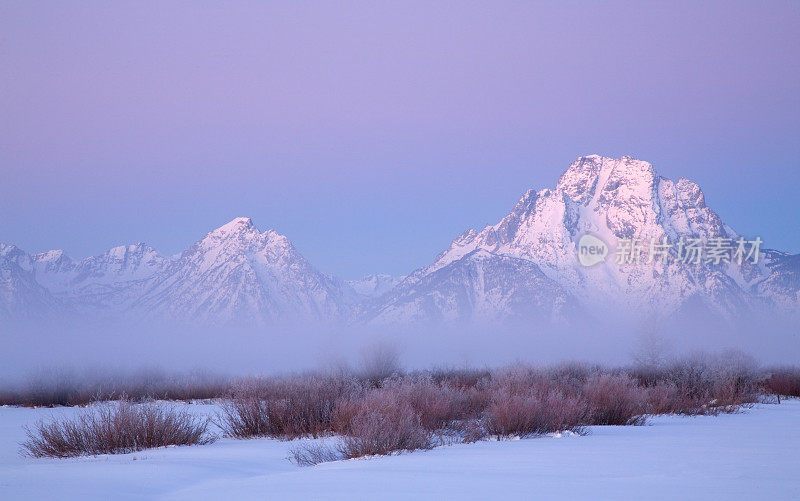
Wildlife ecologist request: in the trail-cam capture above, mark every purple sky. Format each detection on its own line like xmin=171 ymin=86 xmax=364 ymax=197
xmin=1 ymin=1 xmax=798 ymax=278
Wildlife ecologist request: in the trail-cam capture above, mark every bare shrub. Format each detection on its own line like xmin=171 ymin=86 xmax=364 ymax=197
xmin=125 ymin=369 xmax=230 ymax=402
xmin=630 ymin=321 xmax=672 ymax=370
xmin=3 ymin=369 xmax=230 ymax=407
xmin=385 ymin=376 xmax=486 ymax=431
xmin=710 ymin=350 xmax=762 ymax=406
xmin=359 ymin=340 xmax=402 ymax=386
xmin=288 ymin=441 xmax=344 ymax=466
xmin=635 ymin=351 xmax=762 ymax=414
xmin=218 ymin=375 xmax=359 ymax=439
xmin=644 ymin=382 xmax=684 ymax=414
xmin=546 ymin=361 xmax=602 ymax=388
xmin=265 ymin=376 xmax=358 ymax=438
xmin=20 ymin=368 xmax=86 ymax=407
xmin=762 ymin=366 xmax=800 ymax=397
xmin=583 ymin=374 xmax=647 ymax=425
xmin=19 ymin=353 xmax=787 ymax=463
xmin=21 ymin=400 xmax=213 ymax=458
xmin=337 ymin=389 xmax=433 ymax=458
xmin=459 ymin=418 xmax=489 ymax=443
xmin=330 ymin=376 xmax=487 ymax=436
xmin=217 ymin=389 xmax=272 ymax=439
xmin=485 ymin=388 xmax=585 ymax=438
xmin=329 ymin=394 xmax=363 ymax=435
xmin=428 ymin=367 xmax=491 ymax=389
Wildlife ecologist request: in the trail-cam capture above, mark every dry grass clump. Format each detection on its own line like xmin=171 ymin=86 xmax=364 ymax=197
xmin=21 ymin=400 xmax=213 ymax=458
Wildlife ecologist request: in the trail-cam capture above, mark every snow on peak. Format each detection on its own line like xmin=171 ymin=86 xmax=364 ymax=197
xmin=107 ymin=244 xmax=142 ymax=259
xmin=393 ymin=154 xmax=769 ymax=323
xmin=131 ymin=217 xmax=350 ymax=324
xmin=207 ymin=217 xmax=257 ymax=237
xmin=0 ymin=243 xmax=21 ymax=257
xmin=195 ymin=218 xmax=294 ymax=258
xmin=194 ymin=218 xmax=267 ymax=260
xmin=32 ymin=249 xmax=71 ymax=263
xmin=556 ymin=155 xmax=656 ymax=206
xmin=1 ymin=156 xmax=797 ymax=325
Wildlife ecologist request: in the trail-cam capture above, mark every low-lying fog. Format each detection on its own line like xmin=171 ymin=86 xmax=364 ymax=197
xmin=2 ymin=308 xmax=797 ymax=387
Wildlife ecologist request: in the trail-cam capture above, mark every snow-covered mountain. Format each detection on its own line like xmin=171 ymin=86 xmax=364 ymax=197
xmin=756 ymin=251 xmax=800 ymax=311
xmin=364 ymin=249 xmax=577 ymax=324
xmin=0 ymin=244 xmax=58 ymax=319
xmin=1 ymin=155 xmax=797 ymax=326
xmin=368 ymin=155 xmax=798 ymax=324
xmin=130 ymin=217 xmax=351 ymax=323
xmin=30 ymin=244 xmax=172 ymax=313
xmin=1 ymin=218 xmax=353 ymax=324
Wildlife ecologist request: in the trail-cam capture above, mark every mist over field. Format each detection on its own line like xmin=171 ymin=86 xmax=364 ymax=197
xmin=3 ymin=156 xmax=798 ymax=388
xmin=2 ymin=306 xmax=797 ymax=388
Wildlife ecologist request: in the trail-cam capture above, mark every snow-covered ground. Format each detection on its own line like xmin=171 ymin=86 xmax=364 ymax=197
xmin=1 ymin=401 xmax=798 ymax=500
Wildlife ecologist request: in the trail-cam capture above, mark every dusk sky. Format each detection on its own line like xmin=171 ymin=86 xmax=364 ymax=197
xmin=1 ymin=1 xmax=798 ymax=279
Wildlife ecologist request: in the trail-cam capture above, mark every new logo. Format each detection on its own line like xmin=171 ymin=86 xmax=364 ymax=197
xmin=577 ymin=233 xmax=608 ymax=267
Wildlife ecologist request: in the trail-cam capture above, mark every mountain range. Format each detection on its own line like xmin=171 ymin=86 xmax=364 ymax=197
xmin=2 ymin=156 xmax=798 ymax=326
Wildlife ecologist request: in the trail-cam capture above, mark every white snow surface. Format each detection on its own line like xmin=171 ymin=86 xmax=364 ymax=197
xmin=1 ymin=400 xmax=798 ymax=500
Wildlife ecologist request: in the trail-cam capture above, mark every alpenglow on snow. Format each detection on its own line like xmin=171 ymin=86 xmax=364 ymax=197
xmin=2 ymin=156 xmax=798 ymax=325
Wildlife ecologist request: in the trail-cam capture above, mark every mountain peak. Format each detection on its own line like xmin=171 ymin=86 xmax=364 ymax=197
xmin=32 ymin=249 xmax=73 ymax=267
xmin=199 ymin=218 xmax=261 ymax=245
xmin=556 ymin=155 xmax=655 ymax=205
xmin=98 ymin=243 xmax=166 ymax=265
xmin=0 ymin=243 xmax=20 ymax=256
xmin=213 ymin=217 xmax=255 ymax=234
xmin=2 ymin=156 xmax=797 ymax=326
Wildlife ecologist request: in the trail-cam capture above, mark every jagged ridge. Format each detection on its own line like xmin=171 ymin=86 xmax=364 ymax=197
xmin=1 ymin=156 xmax=798 ymax=325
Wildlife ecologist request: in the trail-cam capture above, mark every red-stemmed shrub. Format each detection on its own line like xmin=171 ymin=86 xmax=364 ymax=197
xmin=384 ymin=376 xmax=488 ymax=431
xmin=21 ymin=400 xmax=213 ymax=458
xmin=218 ymin=375 xmax=359 ymax=439
xmin=484 ymin=388 xmax=585 ymax=438
xmin=762 ymin=366 xmax=800 ymax=397
xmin=583 ymin=374 xmax=647 ymax=425
xmin=336 ymin=388 xmax=433 ymax=458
